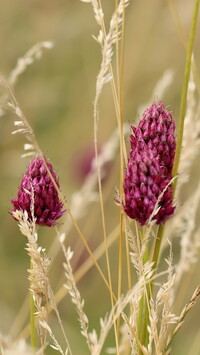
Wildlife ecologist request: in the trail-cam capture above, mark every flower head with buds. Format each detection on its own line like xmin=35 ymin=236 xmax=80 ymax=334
xmin=11 ymin=156 xmax=65 ymax=227
xmin=124 ymin=103 xmax=176 ymax=225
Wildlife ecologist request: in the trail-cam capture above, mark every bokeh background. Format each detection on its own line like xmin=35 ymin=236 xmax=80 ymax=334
xmin=0 ymin=1 xmax=200 ymax=354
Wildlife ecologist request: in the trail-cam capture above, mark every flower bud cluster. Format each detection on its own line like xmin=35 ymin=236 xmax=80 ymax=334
xmin=124 ymin=103 xmax=176 ymax=225
xmin=11 ymin=157 xmax=65 ymax=227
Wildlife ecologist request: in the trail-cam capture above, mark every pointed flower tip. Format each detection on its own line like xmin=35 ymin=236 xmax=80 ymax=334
xmin=11 ymin=156 xmax=65 ymax=227
xmin=124 ymin=102 xmax=176 ymax=226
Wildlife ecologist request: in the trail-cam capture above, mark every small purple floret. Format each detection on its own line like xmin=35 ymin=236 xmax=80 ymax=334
xmin=124 ymin=103 xmax=176 ymax=225
xmin=11 ymin=157 xmax=65 ymax=227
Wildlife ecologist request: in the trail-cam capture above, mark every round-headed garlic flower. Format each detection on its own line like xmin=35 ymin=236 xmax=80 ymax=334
xmin=124 ymin=103 xmax=176 ymax=225
xmin=11 ymin=156 xmax=65 ymax=227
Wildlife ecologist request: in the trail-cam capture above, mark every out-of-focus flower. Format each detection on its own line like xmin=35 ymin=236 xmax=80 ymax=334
xmin=72 ymin=146 xmax=97 ymax=183
xmin=124 ymin=103 xmax=176 ymax=225
xmin=11 ymin=156 xmax=65 ymax=227
xmin=72 ymin=144 xmax=112 ymax=184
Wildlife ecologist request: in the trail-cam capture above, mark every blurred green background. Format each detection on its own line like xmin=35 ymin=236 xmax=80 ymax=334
xmin=0 ymin=1 xmax=200 ymax=354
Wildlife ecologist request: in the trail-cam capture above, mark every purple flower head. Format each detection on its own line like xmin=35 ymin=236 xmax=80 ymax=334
xmin=11 ymin=156 xmax=65 ymax=227
xmin=124 ymin=103 xmax=176 ymax=225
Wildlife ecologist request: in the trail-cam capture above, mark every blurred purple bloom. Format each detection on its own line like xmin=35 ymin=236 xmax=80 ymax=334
xmin=72 ymin=145 xmax=96 ymax=182
xmin=11 ymin=157 xmax=65 ymax=227
xmin=72 ymin=144 xmax=112 ymax=184
xmin=124 ymin=103 xmax=176 ymax=225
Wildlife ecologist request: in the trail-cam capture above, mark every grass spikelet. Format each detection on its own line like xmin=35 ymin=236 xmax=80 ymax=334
xmin=175 ymin=182 xmax=200 ymax=285
xmin=141 ymin=242 xmax=178 ymax=354
xmin=71 ymin=124 xmax=129 ymax=219
xmin=157 ymin=241 xmax=178 ymax=351
xmin=8 ymin=41 xmax=54 ymax=87
xmin=12 ymin=188 xmax=72 ymax=354
xmin=90 ymin=280 xmax=145 ymax=355
xmin=177 ymin=68 xmax=200 ymax=190
xmin=39 ymin=321 xmax=66 ymax=355
xmin=59 ymin=236 xmax=94 ymax=353
xmin=165 ymin=285 xmax=200 ymax=352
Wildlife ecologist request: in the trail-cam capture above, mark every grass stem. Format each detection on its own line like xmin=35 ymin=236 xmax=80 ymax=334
xmin=151 ymin=224 xmax=165 ymax=273
xmin=138 ymin=226 xmax=150 ymax=351
xmin=172 ymin=0 xmax=200 ymax=190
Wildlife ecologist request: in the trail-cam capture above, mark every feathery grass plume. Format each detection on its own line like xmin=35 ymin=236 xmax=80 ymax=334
xmin=128 ymin=221 xmax=154 ymax=278
xmin=177 ymin=69 xmax=200 ymax=190
xmin=0 ymin=334 xmax=34 ymax=355
xmin=0 ymin=42 xmax=53 ymax=118
xmin=128 ymin=276 xmax=148 ymax=352
xmin=106 ymin=323 xmax=133 ymax=354
xmin=8 ymin=41 xmax=54 ymax=87
xmin=21 ymin=143 xmax=36 ymax=159
xmin=12 ymin=208 xmax=71 ymax=354
xmin=83 ymin=0 xmax=130 ymax=168
xmin=80 ymin=3 xmax=130 ymax=351
xmin=162 ymin=179 xmax=199 ymax=253
xmin=11 ymin=156 xmax=65 ymax=226
xmin=124 ymin=102 xmax=176 ymax=225
xmin=164 ymin=181 xmax=200 ymax=271
xmin=140 ymin=242 xmax=178 ymax=354
xmin=11 ymin=167 xmax=70 ymax=353
xmin=71 ymin=124 xmax=129 ymax=219
xmin=59 ymin=231 xmax=152 ymax=355
xmin=174 ymin=182 xmax=200 ymax=285
xmin=93 ymin=270 xmax=159 ymax=355
xmin=0 ymin=73 xmax=36 ymax=146
xmin=89 ymin=0 xmax=130 ymax=140
xmin=165 ymin=285 xmax=200 ymax=352
xmin=59 ymin=233 xmax=94 ymax=353
xmin=89 ymin=278 xmax=146 ymax=355
xmin=83 ymin=0 xmax=129 ymax=98
xmin=12 ymin=208 xmax=51 ymax=346
xmin=39 ymin=321 xmax=67 ymax=355
xmin=156 ymin=242 xmax=178 ymax=351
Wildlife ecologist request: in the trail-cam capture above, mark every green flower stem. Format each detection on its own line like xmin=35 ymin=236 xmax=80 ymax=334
xmin=30 ymin=259 xmax=36 ymax=351
xmin=151 ymin=224 xmax=165 ymax=273
xmin=137 ymin=293 xmax=144 ymax=347
xmin=172 ymin=0 xmax=200 ymax=190
xmin=140 ymin=296 xmax=152 ymax=349
xmin=138 ymin=227 xmax=150 ymax=352
xmin=149 ymin=0 xmax=200 ymax=301
xmin=139 ymin=225 xmax=165 ymax=350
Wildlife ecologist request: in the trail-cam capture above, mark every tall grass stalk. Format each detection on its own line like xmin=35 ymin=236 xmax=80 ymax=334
xmin=116 ymin=0 xmax=128 ymax=344
xmin=89 ymin=1 xmax=130 ymax=351
xmin=172 ymin=0 xmax=200 ymax=185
